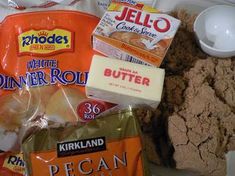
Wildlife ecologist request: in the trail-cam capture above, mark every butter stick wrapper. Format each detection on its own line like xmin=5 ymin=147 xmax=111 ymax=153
xmin=86 ymin=55 xmax=165 ymax=108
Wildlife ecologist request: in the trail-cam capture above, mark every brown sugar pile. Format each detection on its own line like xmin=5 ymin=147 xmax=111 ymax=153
xmin=169 ymin=58 xmax=235 ymax=176
xmin=141 ymin=10 xmax=235 ymax=176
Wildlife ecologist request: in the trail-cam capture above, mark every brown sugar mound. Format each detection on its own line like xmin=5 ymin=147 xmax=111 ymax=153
xmin=143 ymin=10 xmax=235 ymax=176
xmin=169 ymin=58 xmax=235 ymax=176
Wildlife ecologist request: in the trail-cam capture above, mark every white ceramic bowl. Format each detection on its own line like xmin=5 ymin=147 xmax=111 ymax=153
xmin=194 ymin=5 xmax=235 ymax=58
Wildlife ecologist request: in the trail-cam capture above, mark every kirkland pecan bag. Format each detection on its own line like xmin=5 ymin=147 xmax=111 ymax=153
xmin=22 ymin=108 xmax=150 ymax=176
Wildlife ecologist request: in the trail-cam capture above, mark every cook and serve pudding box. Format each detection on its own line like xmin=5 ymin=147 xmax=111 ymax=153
xmin=92 ymin=0 xmax=181 ymax=67
xmin=86 ymin=55 xmax=165 ymax=109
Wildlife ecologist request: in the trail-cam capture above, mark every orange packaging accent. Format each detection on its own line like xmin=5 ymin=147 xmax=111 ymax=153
xmin=0 ymin=152 xmax=25 ymax=176
xmin=0 ymin=10 xmax=99 ymax=93
xmin=30 ymin=137 xmax=143 ymax=176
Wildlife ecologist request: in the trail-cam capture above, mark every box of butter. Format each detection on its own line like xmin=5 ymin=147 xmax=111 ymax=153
xmin=92 ymin=0 xmax=181 ymax=67
xmin=86 ymin=55 xmax=165 ymax=108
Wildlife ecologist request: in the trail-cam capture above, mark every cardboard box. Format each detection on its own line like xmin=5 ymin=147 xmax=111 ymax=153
xmin=92 ymin=1 xmax=181 ymax=67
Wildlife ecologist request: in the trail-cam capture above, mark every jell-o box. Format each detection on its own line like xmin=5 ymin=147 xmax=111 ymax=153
xmin=92 ymin=1 xmax=180 ymax=67
xmin=86 ymin=55 xmax=165 ymax=108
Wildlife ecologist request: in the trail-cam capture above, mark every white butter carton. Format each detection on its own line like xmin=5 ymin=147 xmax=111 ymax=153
xmin=92 ymin=0 xmax=181 ymax=67
xmin=86 ymin=55 xmax=165 ymax=108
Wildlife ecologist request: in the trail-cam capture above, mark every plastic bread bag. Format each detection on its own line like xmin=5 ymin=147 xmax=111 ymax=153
xmin=22 ymin=106 xmax=151 ymax=176
xmin=0 ymin=0 xmax=77 ymax=8
xmin=0 ymin=0 xmax=158 ymax=17
xmin=0 ymin=2 xmax=119 ymax=153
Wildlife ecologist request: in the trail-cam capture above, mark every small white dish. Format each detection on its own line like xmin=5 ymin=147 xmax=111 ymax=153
xmin=194 ymin=5 xmax=235 ymax=58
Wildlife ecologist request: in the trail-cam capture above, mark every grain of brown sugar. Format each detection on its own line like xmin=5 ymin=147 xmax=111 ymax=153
xmin=141 ymin=10 xmax=235 ymax=176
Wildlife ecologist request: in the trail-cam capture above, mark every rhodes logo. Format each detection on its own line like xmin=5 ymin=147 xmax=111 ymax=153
xmin=3 ymin=153 xmax=25 ymax=175
xmin=18 ymin=28 xmax=73 ymax=56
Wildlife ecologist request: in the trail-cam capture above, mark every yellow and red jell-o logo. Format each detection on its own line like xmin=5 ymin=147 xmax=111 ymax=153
xmin=18 ymin=29 xmax=73 ymax=56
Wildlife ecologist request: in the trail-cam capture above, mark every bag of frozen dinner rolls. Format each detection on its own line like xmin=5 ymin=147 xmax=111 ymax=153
xmin=22 ymin=109 xmax=150 ymax=176
xmin=0 ymin=2 xmax=118 ymax=154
